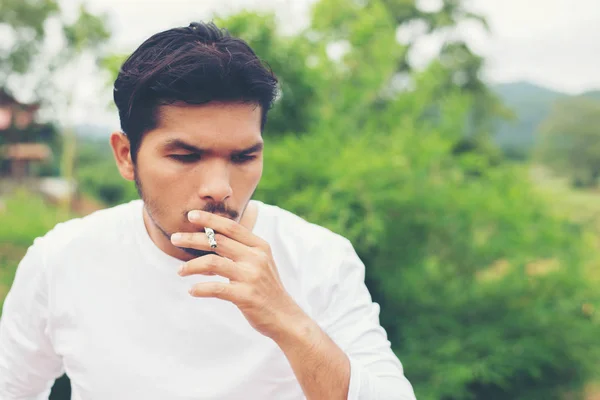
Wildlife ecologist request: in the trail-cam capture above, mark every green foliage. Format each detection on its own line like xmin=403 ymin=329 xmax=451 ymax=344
xmin=75 ymin=140 xmax=138 ymax=206
xmin=214 ymin=12 xmax=324 ymax=136
xmin=535 ymin=97 xmax=600 ymax=188
xmin=0 ymin=0 xmax=60 ymax=77
xmin=62 ymin=5 xmax=111 ymax=52
xmin=76 ymin=159 xmax=136 ymax=206
xmin=241 ymin=1 xmax=599 ymax=396
xmin=0 ymin=0 xmax=110 ymax=102
xmin=100 ymin=53 xmax=127 ymax=86
xmin=256 ymin=76 xmax=600 ymax=398
xmin=308 ymin=0 xmax=506 ymax=137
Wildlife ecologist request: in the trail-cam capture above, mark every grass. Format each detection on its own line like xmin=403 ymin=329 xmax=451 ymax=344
xmin=0 ymin=189 xmax=72 ymax=247
xmin=0 ymin=244 xmax=23 ymax=302
xmin=529 ymin=168 xmax=600 ymax=398
xmin=531 ymin=165 xmax=600 ymax=227
xmin=0 ymin=189 xmax=75 ymax=314
xmin=531 ymin=169 xmax=600 ymax=293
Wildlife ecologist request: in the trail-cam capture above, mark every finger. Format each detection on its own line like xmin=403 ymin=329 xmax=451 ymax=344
xmin=187 ymin=210 xmax=264 ymax=248
xmin=171 ymin=231 xmax=247 ymax=261
xmin=189 ymin=282 xmax=239 ymax=302
xmin=179 ymin=254 xmax=240 ymax=281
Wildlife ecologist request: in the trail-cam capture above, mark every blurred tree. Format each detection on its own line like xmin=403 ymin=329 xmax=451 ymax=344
xmin=0 ymin=0 xmax=110 ymax=103
xmin=0 ymin=0 xmax=60 ymax=80
xmin=535 ymin=96 xmax=600 ymax=188
xmin=245 ymin=1 xmax=600 ymax=396
xmin=256 ymin=70 xmax=600 ymax=398
xmin=308 ymin=0 xmax=511 ymax=137
xmin=0 ymin=0 xmax=111 ymax=182
xmin=215 ymin=12 xmax=324 ymax=136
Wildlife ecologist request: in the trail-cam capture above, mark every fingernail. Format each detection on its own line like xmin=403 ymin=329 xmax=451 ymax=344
xmin=171 ymin=233 xmax=183 ymax=242
xmin=178 ymin=264 xmax=185 ymax=275
xmin=188 ymin=210 xmax=201 ymax=221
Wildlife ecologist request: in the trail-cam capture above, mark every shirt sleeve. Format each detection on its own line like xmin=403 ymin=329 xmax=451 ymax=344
xmin=317 ymin=239 xmax=416 ymax=400
xmin=0 ymin=237 xmax=64 ymax=399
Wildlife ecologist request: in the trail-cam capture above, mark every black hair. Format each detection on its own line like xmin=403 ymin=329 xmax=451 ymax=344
xmin=113 ymin=21 xmax=278 ymax=162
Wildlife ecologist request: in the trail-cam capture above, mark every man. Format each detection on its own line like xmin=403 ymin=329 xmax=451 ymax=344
xmin=0 ymin=22 xmax=416 ymax=399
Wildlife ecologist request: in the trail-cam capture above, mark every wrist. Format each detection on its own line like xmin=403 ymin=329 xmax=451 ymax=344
xmin=270 ymin=307 xmax=321 ymax=350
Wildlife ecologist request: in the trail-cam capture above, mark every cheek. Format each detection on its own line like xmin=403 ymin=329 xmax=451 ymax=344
xmin=146 ymin=155 xmax=189 ymax=181
xmin=136 ymin=155 xmax=186 ymax=196
xmin=228 ymin=162 xmax=262 ymax=199
xmin=238 ymin=161 xmax=263 ymax=187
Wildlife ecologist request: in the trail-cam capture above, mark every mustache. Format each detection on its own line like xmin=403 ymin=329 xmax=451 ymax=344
xmin=192 ymin=202 xmax=239 ymax=220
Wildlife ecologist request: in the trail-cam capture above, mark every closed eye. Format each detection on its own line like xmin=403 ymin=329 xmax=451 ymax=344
xmin=169 ymin=154 xmax=200 ymax=163
xmin=231 ymin=154 xmax=257 ymax=164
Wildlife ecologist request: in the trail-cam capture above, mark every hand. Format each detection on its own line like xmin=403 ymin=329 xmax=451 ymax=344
xmin=170 ymin=210 xmax=306 ymax=340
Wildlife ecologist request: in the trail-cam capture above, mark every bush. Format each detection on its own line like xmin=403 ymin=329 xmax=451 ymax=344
xmin=77 ymin=159 xmax=138 ymax=206
xmin=255 ymin=91 xmax=600 ymax=399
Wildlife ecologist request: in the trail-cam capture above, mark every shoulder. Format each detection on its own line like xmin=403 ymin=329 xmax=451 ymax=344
xmin=256 ymin=201 xmax=358 ymax=286
xmin=13 ymin=200 xmax=142 ymax=288
xmin=34 ymin=199 xmax=142 ymax=260
xmin=256 ymin=201 xmax=353 ymax=256
xmin=256 ymin=202 xmax=365 ymax=319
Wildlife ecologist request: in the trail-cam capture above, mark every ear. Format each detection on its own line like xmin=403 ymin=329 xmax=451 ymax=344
xmin=110 ymin=131 xmax=135 ymax=181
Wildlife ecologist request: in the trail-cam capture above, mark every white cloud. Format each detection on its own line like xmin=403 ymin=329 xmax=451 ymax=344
xmin=468 ymin=0 xmax=600 ymax=92
xmin=86 ymin=0 xmax=312 ymax=51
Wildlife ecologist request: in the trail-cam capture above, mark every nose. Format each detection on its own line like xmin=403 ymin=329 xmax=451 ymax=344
xmin=195 ymin=159 xmax=233 ymax=203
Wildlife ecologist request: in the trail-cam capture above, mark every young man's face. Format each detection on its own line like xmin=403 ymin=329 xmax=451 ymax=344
xmin=128 ymin=102 xmax=264 ymax=239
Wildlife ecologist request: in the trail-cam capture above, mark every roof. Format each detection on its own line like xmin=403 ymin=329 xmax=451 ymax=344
xmin=0 ymin=88 xmax=14 ymax=105
xmin=0 ymin=88 xmax=41 ymax=110
xmin=1 ymin=143 xmax=52 ymax=161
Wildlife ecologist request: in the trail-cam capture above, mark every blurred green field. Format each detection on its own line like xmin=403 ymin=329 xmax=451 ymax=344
xmin=530 ymin=172 xmax=600 ymax=399
xmin=0 ymin=190 xmax=73 ymax=312
xmin=531 ymin=166 xmax=600 ymax=283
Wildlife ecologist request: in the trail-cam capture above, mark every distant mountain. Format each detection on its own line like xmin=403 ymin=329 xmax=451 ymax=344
xmin=493 ymin=81 xmax=565 ymax=104
xmin=582 ymin=90 xmax=600 ymax=101
xmin=491 ymin=82 xmax=600 ymax=158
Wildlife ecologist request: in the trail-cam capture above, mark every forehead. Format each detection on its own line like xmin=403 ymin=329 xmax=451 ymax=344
xmin=146 ymin=102 xmax=262 ymax=148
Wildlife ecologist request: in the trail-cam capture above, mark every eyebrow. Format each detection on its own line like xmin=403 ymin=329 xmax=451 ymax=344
xmin=162 ymin=139 xmax=264 ymax=155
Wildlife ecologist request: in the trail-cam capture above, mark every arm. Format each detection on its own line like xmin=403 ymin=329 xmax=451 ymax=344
xmin=270 ymin=311 xmax=351 ymax=399
xmin=173 ymin=211 xmax=416 ymax=399
xmin=284 ymin=239 xmax=416 ymax=400
xmin=0 ymin=238 xmax=64 ymax=399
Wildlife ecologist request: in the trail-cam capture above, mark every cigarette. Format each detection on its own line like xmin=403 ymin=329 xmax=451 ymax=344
xmin=205 ymin=227 xmax=217 ymax=248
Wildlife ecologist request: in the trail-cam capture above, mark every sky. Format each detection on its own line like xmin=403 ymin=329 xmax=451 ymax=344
xmin=57 ymin=0 xmax=600 ymax=127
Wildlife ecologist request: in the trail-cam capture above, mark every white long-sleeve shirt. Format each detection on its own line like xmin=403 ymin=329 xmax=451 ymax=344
xmin=0 ymin=199 xmax=416 ymax=400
